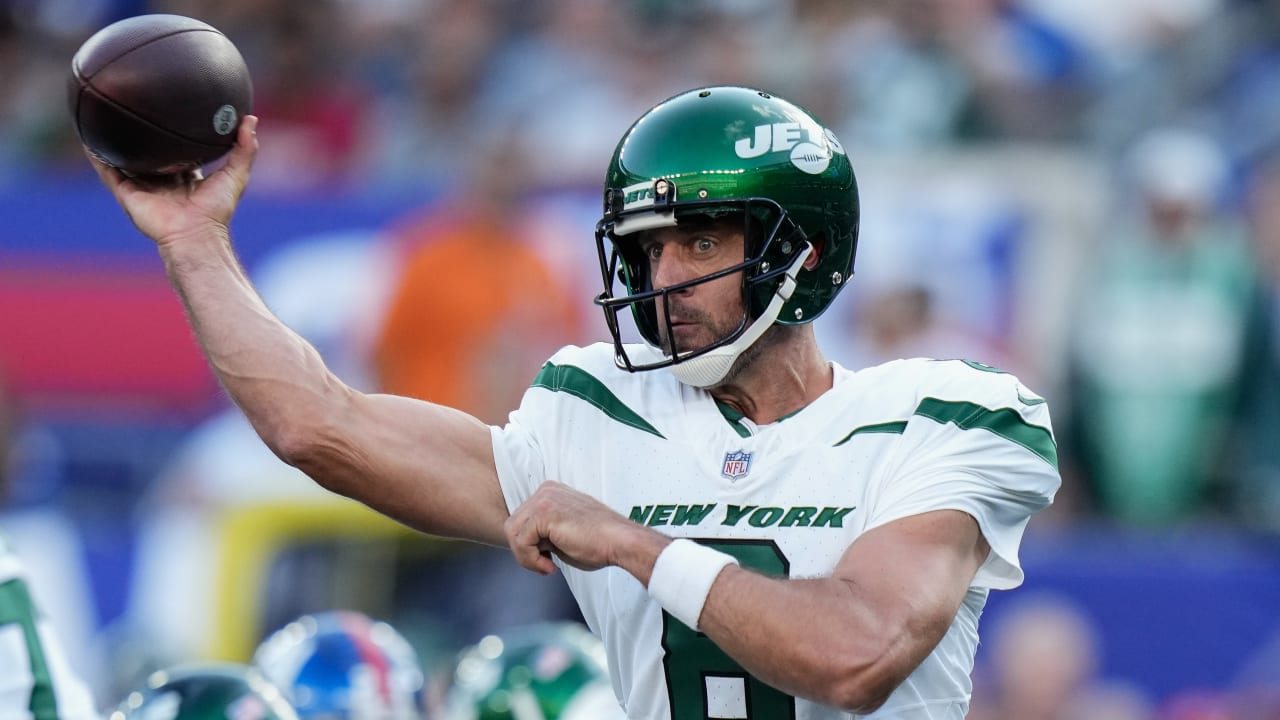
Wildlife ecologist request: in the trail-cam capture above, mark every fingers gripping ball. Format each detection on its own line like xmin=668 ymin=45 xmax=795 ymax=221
xmin=68 ymin=14 xmax=253 ymax=175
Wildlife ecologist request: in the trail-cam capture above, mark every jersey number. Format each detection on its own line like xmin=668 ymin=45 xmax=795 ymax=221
xmin=660 ymin=539 xmax=796 ymax=719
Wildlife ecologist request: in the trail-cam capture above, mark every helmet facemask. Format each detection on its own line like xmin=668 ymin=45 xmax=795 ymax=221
xmin=594 ymin=183 xmax=814 ymax=386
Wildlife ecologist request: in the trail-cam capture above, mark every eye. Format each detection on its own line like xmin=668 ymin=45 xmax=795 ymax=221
xmin=643 ymin=243 xmax=662 ymax=260
xmin=694 ymin=237 xmax=717 ymax=253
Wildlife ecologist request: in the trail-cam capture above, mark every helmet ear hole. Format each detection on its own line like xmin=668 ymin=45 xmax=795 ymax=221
xmin=803 ymin=235 xmax=825 ymax=270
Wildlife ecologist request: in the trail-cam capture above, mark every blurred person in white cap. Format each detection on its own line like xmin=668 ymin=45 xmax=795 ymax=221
xmin=1066 ymin=125 xmax=1257 ymax=525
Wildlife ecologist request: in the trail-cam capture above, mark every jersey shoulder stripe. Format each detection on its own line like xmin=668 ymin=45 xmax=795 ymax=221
xmin=531 ymin=347 xmax=665 ymax=438
xmin=835 ymin=358 xmax=1057 ymax=465
xmin=832 ymin=398 xmax=1056 ymax=465
xmin=914 ymin=397 xmax=1057 ymax=467
xmin=833 ymin=420 xmax=908 ymax=444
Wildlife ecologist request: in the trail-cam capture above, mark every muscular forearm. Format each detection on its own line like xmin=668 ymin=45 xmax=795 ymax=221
xmin=610 ymin=525 xmax=911 ymax=711
xmin=696 ymin=568 xmax=911 ymax=712
xmin=159 ymin=228 xmax=341 ymax=455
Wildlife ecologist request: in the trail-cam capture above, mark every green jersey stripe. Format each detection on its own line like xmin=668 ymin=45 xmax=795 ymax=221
xmin=0 ymin=579 xmax=58 ymax=720
xmin=532 ymin=363 xmax=665 ymax=438
xmin=915 ymin=397 xmax=1057 ymax=467
xmin=833 ymin=421 xmax=909 ymax=446
xmin=832 ymin=401 xmax=1055 ymax=467
xmin=713 ymin=401 xmax=752 ymax=439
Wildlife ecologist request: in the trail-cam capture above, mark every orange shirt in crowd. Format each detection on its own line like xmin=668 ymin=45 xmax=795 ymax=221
xmin=373 ymin=210 xmax=582 ymax=425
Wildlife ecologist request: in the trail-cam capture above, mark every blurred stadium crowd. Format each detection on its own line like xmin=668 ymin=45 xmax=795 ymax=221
xmin=5 ymin=0 xmax=1280 ymax=718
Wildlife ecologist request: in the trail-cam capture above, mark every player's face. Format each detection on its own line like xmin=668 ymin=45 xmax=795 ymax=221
xmin=637 ymin=217 xmax=746 ymax=356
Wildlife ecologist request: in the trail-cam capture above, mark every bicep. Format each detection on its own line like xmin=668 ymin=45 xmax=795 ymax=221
xmin=834 ymin=510 xmax=989 ymax=672
xmin=297 ymin=390 xmax=511 ymax=546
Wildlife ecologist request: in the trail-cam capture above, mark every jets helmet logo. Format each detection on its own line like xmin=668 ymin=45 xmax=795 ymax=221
xmin=734 ymin=122 xmax=846 ymax=175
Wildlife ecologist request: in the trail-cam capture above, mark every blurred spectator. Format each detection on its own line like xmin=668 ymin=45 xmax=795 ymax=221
xmin=1232 ymin=152 xmax=1280 ymax=532
xmin=0 ymin=4 xmax=88 ymax=177
xmin=1025 ymin=0 xmax=1224 ymax=76
xmin=821 ymin=0 xmax=977 ymax=149
xmin=470 ymin=0 xmax=647 ymax=186
xmin=968 ymin=592 xmax=1153 ymax=720
xmin=937 ymin=0 xmax=1094 ymax=142
xmin=228 ymin=0 xmax=372 ymax=192
xmin=836 ymin=284 xmax=1015 ymax=372
xmin=1066 ymin=127 xmax=1257 ymax=525
xmin=1214 ymin=2 xmax=1280 ymax=169
xmin=356 ymin=0 xmax=506 ymax=191
xmin=816 ymin=169 xmax=1026 ymax=375
xmin=372 ymin=128 xmax=583 ymax=426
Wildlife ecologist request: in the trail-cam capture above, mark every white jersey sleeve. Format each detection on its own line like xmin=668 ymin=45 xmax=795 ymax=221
xmin=490 ymin=347 xmax=572 ymax=514
xmin=860 ymin=359 xmax=1060 ymax=589
xmin=491 ymin=343 xmax=665 ymax=513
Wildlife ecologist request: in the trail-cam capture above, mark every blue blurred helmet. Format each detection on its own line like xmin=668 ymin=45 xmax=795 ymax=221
xmin=252 ymin=611 xmax=425 ymax=720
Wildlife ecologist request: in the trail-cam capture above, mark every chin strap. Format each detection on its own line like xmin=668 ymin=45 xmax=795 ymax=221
xmin=664 ymin=243 xmax=812 ymax=388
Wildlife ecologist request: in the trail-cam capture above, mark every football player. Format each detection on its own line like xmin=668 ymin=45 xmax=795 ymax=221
xmin=108 ymin=662 xmax=296 ymax=720
xmin=89 ymin=85 xmax=1059 ymax=718
xmin=440 ymin=622 xmax=625 ymax=720
xmin=0 ymin=536 xmax=99 ymax=720
xmin=252 ymin=611 xmax=424 ymax=720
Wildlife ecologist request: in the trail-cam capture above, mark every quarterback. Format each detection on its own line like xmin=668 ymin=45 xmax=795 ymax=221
xmin=88 ymin=86 xmax=1059 ymax=718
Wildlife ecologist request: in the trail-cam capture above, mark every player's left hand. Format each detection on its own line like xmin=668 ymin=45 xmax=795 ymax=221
xmin=505 ymin=481 xmax=651 ymax=575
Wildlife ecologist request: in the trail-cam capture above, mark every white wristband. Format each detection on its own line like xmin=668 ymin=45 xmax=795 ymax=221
xmin=647 ymin=539 xmax=739 ymax=632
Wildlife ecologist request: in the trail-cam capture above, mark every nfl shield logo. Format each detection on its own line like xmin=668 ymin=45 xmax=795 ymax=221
xmin=721 ymin=450 xmax=753 ymax=481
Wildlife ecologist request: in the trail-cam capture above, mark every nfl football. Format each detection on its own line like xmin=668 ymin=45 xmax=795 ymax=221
xmin=67 ymin=14 xmax=253 ymax=175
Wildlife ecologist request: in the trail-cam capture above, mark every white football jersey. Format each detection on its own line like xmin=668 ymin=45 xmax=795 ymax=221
xmin=491 ymin=343 xmax=1060 ymax=720
xmin=0 ymin=536 xmax=99 ymax=720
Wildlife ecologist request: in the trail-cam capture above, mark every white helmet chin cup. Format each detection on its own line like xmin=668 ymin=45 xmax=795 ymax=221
xmin=663 ymin=244 xmax=810 ymax=388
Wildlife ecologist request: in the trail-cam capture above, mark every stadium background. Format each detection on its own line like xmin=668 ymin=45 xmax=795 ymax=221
xmin=3 ymin=0 xmax=1280 ymax=717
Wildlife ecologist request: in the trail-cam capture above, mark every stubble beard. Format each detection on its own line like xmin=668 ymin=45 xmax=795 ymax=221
xmin=714 ymin=321 xmax=793 ymax=388
xmin=658 ymin=304 xmax=789 ymax=386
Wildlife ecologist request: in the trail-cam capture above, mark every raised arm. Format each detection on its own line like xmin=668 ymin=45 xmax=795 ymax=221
xmin=89 ymin=117 xmax=510 ymax=546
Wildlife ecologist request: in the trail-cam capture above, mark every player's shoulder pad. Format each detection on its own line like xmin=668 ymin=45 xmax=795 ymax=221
xmin=856 ymin=357 xmax=1050 ymax=418
xmin=525 ymin=343 xmax=674 ymax=437
xmin=542 ymin=342 xmax=616 ymax=367
xmin=530 ymin=342 xmax=660 ymax=400
xmin=857 ymin=358 xmax=1058 ymax=471
xmin=909 ymin=357 xmax=1053 ymax=426
xmin=539 ymin=342 xmax=627 ymax=379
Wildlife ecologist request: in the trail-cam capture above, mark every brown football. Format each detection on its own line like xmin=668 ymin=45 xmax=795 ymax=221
xmin=67 ymin=14 xmax=253 ymax=175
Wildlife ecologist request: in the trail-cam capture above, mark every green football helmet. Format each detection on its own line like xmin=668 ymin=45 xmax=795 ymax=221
xmin=109 ymin=663 xmax=298 ymax=720
xmin=594 ymin=85 xmax=859 ymax=386
xmin=440 ymin=622 xmax=623 ymax=720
